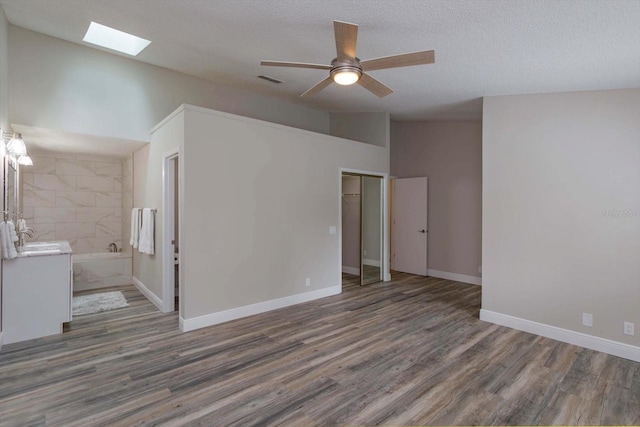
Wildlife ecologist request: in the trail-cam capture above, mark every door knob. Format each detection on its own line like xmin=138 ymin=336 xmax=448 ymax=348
xmin=419 ymin=229 xmax=426 ymax=233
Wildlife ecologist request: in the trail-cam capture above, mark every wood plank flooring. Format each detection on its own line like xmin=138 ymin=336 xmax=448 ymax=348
xmin=0 ymin=273 xmax=638 ymax=426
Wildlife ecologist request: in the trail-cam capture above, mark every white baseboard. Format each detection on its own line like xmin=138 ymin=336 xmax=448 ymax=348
xmin=132 ymin=276 xmax=163 ymax=311
xmin=342 ymin=266 xmax=360 ymax=275
xmin=427 ymin=269 xmax=481 ymax=286
xmin=480 ymin=309 xmax=640 ymax=363
xmin=181 ymin=285 xmax=342 ymax=332
xmin=363 ymin=258 xmax=381 ymax=267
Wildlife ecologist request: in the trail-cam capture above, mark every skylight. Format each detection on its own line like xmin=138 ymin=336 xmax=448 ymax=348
xmin=83 ymin=22 xmax=151 ymax=56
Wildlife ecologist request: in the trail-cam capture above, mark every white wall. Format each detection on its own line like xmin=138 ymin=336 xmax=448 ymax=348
xmin=142 ymin=105 xmax=389 ymax=324
xmin=0 ymin=7 xmax=8 ymax=130
xmin=0 ymin=6 xmax=8 ymax=344
xmin=133 ymin=111 xmax=184 ymax=300
xmin=8 ymin=26 xmax=330 ymax=142
xmin=482 ymin=89 xmax=640 ymax=355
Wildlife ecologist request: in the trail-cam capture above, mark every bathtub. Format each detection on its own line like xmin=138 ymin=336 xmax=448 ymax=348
xmin=72 ymin=252 xmax=133 ymax=291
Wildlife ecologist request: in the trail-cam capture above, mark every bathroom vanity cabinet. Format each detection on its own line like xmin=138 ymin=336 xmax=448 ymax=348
xmin=1 ymin=241 xmax=73 ymax=345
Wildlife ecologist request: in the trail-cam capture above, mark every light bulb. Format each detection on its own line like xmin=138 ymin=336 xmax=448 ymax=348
xmin=333 ymin=70 xmax=360 ymax=86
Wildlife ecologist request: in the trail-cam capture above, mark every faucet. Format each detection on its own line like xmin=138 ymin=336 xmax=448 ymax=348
xmin=107 ymin=242 xmax=118 ymax=252
xmin=17 ymin=227 xmax=34 ymax=248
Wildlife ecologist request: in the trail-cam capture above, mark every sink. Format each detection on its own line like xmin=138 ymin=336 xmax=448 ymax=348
xmin=19 ymin=242 xmax=62 ymax=255
xmin=20 ymin=249 xmax=62 ymax=255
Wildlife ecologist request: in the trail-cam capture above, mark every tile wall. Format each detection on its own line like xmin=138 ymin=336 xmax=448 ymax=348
xmin=21 ymin=152 xmax=131 ymax=254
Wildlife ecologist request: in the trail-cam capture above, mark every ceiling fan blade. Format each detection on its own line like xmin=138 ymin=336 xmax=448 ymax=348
xmin=358 ymin=73 xmax=393 ymax=98
xmin=261 ymin=60 xmax=331 ymax=70
xmin=361 ymin=50 xmax=435 ymax=71
xmin=300 ymin=76 xmax=334 ymax=98
xmin=334 ymin=21 xmax=358 ymax=61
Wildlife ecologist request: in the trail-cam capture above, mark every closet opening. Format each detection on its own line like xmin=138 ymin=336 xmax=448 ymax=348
xmin=341 ymin=172 xmax=384 ymax=286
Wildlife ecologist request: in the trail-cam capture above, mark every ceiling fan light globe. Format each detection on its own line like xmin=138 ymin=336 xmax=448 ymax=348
xmin=333 ymin=70 xmax=360 ymax=85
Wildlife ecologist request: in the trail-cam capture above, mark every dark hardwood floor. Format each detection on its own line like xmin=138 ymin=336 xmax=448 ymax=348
xmin=0 ymin=273 xmax=638 ymax=426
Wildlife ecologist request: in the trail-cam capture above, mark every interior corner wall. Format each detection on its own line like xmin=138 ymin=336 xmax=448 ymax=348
xmin=180 ymin=106 xmax=389 ymax=320
xmin=132 ymin=110 xmax=183 ymax=300
xmin=330 ymin=112 xmax=390 ymax=148
xmin=8 ymin=25 xmax=330 ymax=142
xmin=482 ymin=89 xmax=640 ymax=349
xmin=391 ymin=121 xmax=482 ymax=279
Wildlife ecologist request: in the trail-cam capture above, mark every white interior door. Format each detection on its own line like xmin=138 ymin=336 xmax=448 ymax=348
xmin=392 ymin=177 xmax=428 ymax=276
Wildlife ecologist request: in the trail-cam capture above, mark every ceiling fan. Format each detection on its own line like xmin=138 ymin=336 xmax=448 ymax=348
xmin=261 ymin=20 xmax=435 ymax=98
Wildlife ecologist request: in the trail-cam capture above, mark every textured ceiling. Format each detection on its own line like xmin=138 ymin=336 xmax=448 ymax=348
xmin=1 ymin=0 xmax=639 ymax=121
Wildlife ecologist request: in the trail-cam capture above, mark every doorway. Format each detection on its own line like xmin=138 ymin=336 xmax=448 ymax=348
xmin=162 ymin=149 xmax=181 ymax=314
xmin=341 ymin=172 xmax=385 ymax=286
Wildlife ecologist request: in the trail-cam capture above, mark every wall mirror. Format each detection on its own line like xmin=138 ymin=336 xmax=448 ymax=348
xmin=361 ymin=175 xmax=383 ymax=286
xmin=4 ymin=156 xmax=18 ymax=221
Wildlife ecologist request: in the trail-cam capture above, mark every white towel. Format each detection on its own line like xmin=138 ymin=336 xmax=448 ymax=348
xmin=1 ymin=221 xmax=17 ymax=260
xmin=130 ymin=208 xmax=141 ymax=248
xmin=0 ymin=222 xmax=9 ymax=259
xmin=138 ymin=208 xmax=155 ymax=255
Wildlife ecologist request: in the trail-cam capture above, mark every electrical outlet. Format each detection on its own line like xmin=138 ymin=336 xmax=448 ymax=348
xmin=305 ymin=277 xmax=311 ymax=287
xmin=364 ymin=250 xmax=367 ymax=256
xmin=329 ymin=226 xmax=336 ymax=235
xmin=582 ymin=313 xmax=593 ymax=327
xmin=624 ymin=322 xmax=634 ymax=336
xmin=478 ymin=266 xmax=482 ymax=274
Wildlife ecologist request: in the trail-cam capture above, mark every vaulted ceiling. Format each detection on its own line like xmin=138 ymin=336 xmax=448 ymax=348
xmin=1 ymin=0 xmax=639 ymax=121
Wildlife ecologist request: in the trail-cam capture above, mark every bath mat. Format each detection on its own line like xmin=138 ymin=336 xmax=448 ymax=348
xmin=73 ymin=291 xmax=129 ymax=316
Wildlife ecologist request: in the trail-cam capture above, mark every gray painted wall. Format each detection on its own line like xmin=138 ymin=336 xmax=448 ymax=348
xmin=0 ymin=7 xmax=8 ymax=130
xmin=8 ymin=26 xmax=330 ymax=142
xmin=483 ymin=89 xmax=640 ymax=347
xmin=391 ymin=121 xmax=482 ymax=279
xmin=330 ymin=112 xmax=390 ymax=148
xmin=0 ymin=6 xmax=8 ymax=342
xmin=140 ymin=105 xmax=389 ymax=321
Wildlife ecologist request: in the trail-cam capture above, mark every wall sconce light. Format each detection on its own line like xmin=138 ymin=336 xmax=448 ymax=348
xmin=1 ymin=128 xmax=31 ymax=164
xmin=7 ymin=133 xmax=27 ymax=157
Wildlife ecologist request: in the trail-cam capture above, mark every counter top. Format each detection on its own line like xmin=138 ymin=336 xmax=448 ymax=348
xmin=15 ymin=241 xmax=73 ymax=258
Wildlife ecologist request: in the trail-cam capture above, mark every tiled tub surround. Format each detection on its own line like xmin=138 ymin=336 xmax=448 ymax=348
xmin=21 ymin=152 xmax=130 ymax=254
xmin=73 ymin=252 xmax=133 ymax=291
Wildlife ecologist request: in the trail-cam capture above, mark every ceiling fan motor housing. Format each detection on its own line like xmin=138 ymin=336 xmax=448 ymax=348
xmin=330 ymin=57 xmax=362 ymax=84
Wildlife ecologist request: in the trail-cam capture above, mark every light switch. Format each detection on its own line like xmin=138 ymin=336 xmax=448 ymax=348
xmin=329 ymin=226 xmax=336 ymax=235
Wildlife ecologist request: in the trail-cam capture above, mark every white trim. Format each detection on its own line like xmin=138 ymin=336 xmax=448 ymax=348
xmin=162 ymin=148 xmax=180 ymax=313
xmin=180 ymin=285 xmax=342 ymax=332
xmin=342 ymin=266 xmax=360 ymax=275
xmin=363 ymin=258 xmax=381 ymax=267
xmin=428 ymin=269 xmax=481 ymax=286
xmin=132 ymin=276 xmax=163 ymax=311
xmin=480 ymin=309 xmax=640 ymax=363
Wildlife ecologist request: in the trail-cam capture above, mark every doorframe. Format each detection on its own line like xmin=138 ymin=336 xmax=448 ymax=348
xmin=339 ymin=168 xmax=391 ymax=286
xmin=162 ymin=147 xmax=181 ymax=314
